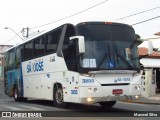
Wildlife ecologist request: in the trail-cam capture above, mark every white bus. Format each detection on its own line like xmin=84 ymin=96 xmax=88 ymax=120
xmin=4 ymin=22 xmax=141 ymax=108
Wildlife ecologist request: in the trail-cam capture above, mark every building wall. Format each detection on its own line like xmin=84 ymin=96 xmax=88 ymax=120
xmin=140 ymin=58 xmax=160 ymax=68
xmin=0 ymin=45 xmax=13 ymax=80
xmin=140 ymin=58 xmax=160 ymax=93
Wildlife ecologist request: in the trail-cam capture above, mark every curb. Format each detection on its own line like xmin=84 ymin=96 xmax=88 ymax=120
xmin=121 ymin=100 xmax=160 ymax=105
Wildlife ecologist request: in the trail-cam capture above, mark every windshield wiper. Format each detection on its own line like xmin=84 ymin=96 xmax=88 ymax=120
xmin=97 ymin=52 xmax=110 ymax=69
xmin=114 ymin=45 xmax=134 ymax=69
xmin=129 ymin=39 xmax=137 ymax=49
xmin=97 ymin=44 xmax=111 ymax=69
xmin=116 ymin=53 xmax=134 ymax=69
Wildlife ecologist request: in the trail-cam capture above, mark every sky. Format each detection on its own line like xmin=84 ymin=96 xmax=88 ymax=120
xmin=0 ymin=0 xmax=160 ymax=47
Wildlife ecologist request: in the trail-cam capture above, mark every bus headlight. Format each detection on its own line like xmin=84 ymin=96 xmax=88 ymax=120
xmin=134 ymin=86 xmax=141 ymax=90
xmin=93 ymin=88 xmax=98 ymax=92
xmin=135 ymin=95 xmax=140 ymax=99
xmin=88 ymin=88 xmax=92 ymax=92
xmin=134 ymin=86 xmax=137 ymax=90
xmin=137 ymin=86 xmax=141 ymax=90
xmin=88 ymin=88 xmax=98 ymax=92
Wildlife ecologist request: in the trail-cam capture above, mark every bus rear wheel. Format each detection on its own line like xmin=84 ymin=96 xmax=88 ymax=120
xmin=53 ymin=86 xmax=66 ymax=108
xmin=13 ymin=87 xmax=27 ymax=102
xmin=99 ymin=101 xmax=116 ymax=108
xmin=13 ymin=87 xmax=20 ymax=102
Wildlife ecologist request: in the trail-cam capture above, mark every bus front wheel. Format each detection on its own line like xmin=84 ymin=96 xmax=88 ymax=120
xmin=53 ymin=86 xmax=66 ymax=108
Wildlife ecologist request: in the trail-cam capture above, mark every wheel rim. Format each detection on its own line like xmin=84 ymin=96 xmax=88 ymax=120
xmin=14 ymin=89 xmax=18 ymax=99
xmin=55 ymin=89 xmax=63 ymax=104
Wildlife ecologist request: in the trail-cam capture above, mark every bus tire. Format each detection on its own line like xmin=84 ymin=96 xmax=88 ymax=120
xmin=53 ymin=86 xmax=66 ymax=108
xmin=13 ymin=87 xmax=27 ymax=102
xmin=13 ymin=87 xmax=20 ymax=102
xmin=99 ymin=101 xmax=116 ymax=109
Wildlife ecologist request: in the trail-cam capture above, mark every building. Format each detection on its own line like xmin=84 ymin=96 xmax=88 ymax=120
xmin=138 ymin=47 xmax=160 ymax=97
xmin=0 ymin=45 xmax=13 ymax=80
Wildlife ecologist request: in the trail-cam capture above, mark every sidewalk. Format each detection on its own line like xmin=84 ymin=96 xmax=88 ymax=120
xmin=122 ymin=94 xmax=160 ymax=105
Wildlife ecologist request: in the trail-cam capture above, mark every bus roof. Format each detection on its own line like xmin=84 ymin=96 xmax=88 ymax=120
xmin=5 ymin=23 xmax=74 ymax=52
xmin=5 ymin=21 xmax=133 ymax=52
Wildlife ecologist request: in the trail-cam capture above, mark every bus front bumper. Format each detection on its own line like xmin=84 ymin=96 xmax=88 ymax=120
xmin=78 ymin=85 xmax=141 ymax=104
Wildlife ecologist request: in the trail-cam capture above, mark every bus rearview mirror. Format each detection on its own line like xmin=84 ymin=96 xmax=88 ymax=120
xmin=69 ymin=36 xmax=85 ymax=54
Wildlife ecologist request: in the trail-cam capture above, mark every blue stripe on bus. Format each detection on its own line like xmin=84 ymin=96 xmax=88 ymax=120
xmin=20 ymin=63 xmax=24 ymax=97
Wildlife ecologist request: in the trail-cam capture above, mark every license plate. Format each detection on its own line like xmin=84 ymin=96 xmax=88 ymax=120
xmin=113 ymin=89 xmax=123 ymax=94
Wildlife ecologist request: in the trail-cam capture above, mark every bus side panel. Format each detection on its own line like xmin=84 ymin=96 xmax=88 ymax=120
xmin=6 ymin=70 xmax=17 ymax=97
xmin=20 ymin=64 xmax=24 ymax=97
xmin=23 ymin=74 xmax=42 ymax=99
xmin=6 ymin=71 xmax=12 ymax=96
xmin=22 ymin=53 xmax=68 ymax=100
xmin=43 ymin=72 xmax=66 ymax=100
xmin=63 ymin=71 xmax=80 ymax=103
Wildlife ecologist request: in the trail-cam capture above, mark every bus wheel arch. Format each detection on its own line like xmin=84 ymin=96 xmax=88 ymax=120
xmin=99 ymin=101 xmax=116 ymax=109
xmin=13 ymin=85 xmax=27 ymax=102
xmin=53 ymin=83 xmax=67 ymax=108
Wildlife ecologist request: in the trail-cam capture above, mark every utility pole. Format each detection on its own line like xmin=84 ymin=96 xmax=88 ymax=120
xmin=21 ymin=27 xmax=29 ymax=38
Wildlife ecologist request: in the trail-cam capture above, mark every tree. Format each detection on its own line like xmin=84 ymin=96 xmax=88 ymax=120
xmin=135 ymin=34 xmax=142 ymax=45
xmin=153 ymin=48 xmax=160 ymax=52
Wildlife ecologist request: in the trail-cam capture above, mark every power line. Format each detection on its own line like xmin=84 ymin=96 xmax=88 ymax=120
xmin=30 ymin=0 xmax=109 ymax=29
xmin=132 ymin=15 xmax=160 ymax=26
xmin=3 ymin=0 xmax=109 ymax=44
xmin=115 ymin=6 xmax=160 ymax=21
xmin=2 ymin=31 xmax=21 ymax=45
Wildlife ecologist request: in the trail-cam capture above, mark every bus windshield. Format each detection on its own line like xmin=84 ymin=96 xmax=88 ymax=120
xmin=76 ymin=23 xmax=140 ymax=71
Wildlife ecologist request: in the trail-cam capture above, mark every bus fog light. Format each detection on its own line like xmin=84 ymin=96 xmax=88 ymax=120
xmin=93 ymin=88 xmax=98 ymax=92
xmin=88 ymin=88 xmax=92 ymax=92
xmin=87 ymin=97 xmax=93 ymax=102
xmin=135 ymin=95 xmax=140 ymax=99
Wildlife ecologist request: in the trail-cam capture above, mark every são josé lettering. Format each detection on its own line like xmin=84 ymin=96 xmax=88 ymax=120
xmin=27 ymin=61 xmax=44 ymax=73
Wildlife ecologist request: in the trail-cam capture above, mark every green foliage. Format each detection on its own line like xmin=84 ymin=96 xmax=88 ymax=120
xmin=135 ymin=34 xmax=142 ymax=46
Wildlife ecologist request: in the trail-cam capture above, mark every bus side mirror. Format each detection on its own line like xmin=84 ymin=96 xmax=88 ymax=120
xmin=69 ymin=36 xmax=85 ymax=54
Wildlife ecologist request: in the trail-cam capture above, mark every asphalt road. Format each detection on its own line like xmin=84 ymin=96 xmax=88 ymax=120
xmin=0 ymin=80 xmax=160 ymax=120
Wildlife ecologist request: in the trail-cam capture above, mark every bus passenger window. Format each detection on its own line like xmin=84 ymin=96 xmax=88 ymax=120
xmin=46 ymin=29 xmax=61 ymax=54
xmin=24 ymin=41 xmax=33 ymax=60
xmin=9 ymin=50 xmax=15 ymax=65
xmin=62 ymin=25 xmax=77 ymax=71
xmin=34 ymin=37 xmax=45 ymax=57
xmin=15 ymin=46 xmax=23 ymax=68
xmin=4 ymin=52 xmax=9 ymax=67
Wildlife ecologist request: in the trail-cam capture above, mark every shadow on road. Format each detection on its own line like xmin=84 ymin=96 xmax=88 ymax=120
xmin=25 ymin=99 xmax=129 ymax=112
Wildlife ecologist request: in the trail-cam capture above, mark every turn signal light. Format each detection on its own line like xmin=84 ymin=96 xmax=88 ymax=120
xmin=105 ymin=22 xmax=112 ymax=24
